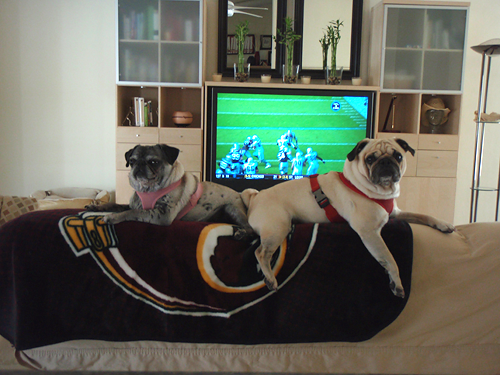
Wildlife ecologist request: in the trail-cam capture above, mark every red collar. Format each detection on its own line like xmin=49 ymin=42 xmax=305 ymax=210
xmin=338 ymin=173 xmax=394 ymax=215
xmin=309 ymin=173 xmax=394 ymax=223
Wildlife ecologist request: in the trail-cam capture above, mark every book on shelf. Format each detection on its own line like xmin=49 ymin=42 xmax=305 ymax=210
xmin=132 ymin=97 xmax=154 ymax=127
xmin=121 ymin=5 xmax=158 ymax=41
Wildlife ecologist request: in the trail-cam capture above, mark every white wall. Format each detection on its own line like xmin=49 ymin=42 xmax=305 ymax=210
xmin=1 ymin=0 xmax=499 ymax=224
xmin=0 ymin=0 xmax=116 ymax=197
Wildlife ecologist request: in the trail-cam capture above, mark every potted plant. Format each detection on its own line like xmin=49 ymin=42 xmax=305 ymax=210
xmin=275 ymin=17 xmax=301 ymax=83
xmin=319 ymin=33 xmax=330 ymax=73
xmin=326 ymin=19 xmax=344 ymax=84
xmin=235 ymin=20 xmax=250 ymax=82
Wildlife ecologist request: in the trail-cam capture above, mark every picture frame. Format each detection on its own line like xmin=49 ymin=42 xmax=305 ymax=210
xmin=260 ymin=34 xmax=272 ymax=50
xmin=227 ymin=35 xmax=256 ymax=55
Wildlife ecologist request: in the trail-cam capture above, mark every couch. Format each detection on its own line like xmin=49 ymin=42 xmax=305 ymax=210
xmin=0 ymin=206 xmax=499 ymax=374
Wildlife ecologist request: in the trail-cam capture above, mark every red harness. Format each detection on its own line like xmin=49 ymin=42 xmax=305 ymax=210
xmin=309 ymin=173 xmax=394 ymax=223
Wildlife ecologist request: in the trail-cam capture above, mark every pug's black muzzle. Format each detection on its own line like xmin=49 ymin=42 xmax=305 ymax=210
xmin=371 ymin=157 xmax=401 ymax=185
xmin=132 ymin=161 xmax=160 ymax=181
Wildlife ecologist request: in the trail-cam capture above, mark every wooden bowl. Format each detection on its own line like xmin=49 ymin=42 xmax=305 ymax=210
xmin=172 ymin=111 xmax=193 ymax=127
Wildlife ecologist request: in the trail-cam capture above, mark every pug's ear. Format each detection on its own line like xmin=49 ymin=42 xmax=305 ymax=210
xmin=125 ymin=145 xmax=139 ymax=167
xmin=159 ymin=144 xmax=180 ymax=165
xmin=395 ymin=138 xmax=416 ymax=156
xmin=347 ymin=139 xmax=369 ymax=161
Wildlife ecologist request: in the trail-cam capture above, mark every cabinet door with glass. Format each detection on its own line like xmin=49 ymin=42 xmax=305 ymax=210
xmin=117 ymin=0 xmax=203 ymax=86
xmin=381 ymin=3 xmax=468 ymax=93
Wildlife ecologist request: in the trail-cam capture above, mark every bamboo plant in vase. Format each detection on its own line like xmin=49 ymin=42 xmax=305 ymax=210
xmin=326 ymin=19 xmax=344 ymax=85
xmin=235 ymin=20 xmax=250 ymax=82
xmin=275 ymin=17 xmax=301 ymax=83
xmin=319 ymin=33 xmax=330 ymax=77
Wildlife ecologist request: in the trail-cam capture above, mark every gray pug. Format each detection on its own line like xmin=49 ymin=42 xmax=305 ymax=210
xmin=87 ymin=144 xmax=254 ymax=239
xmin=241 ymin=138 xmax=455 ymax=298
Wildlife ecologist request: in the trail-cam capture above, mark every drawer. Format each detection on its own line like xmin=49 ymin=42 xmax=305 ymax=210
xmin=416 ymin=150 xmax=458 ymax=177
xmin=116 ymin=126 xmax=158 ymax=144
xmin=418 ymin=134 xmax=458 ymax=151
xmin=376 ymin=132 xmax=419 ymax=150
xmin=174 ymin=144 xmax=202 ymax=171
xmin=403 ymin=149 xmax=417 ymax=177
xmin=116 ymin=170 xmax=134 ymax=204
xmin=398 ymin=177 xmax=456 ymax=223
xmin=159 ymin=127 xmax=202 ymax=145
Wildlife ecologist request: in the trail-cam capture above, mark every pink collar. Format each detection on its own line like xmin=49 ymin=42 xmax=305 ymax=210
xmin=136 ymin=179 xmax=182 ymax=210
xmin=175 ymin=183 xmax=203 ymax=220
xmin=136 ymin=180 xmax=203 ymax=221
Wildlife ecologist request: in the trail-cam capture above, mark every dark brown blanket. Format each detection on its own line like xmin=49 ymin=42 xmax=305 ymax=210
xmin=0 ymin=209 xmax=412 ymax=350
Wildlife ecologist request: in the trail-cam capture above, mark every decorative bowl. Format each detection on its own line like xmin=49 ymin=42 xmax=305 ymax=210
xmin=172 ymin=111 xmax=193 ymax=127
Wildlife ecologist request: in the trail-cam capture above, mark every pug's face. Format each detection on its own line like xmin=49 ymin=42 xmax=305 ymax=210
xmin=347 ymin=138 xmax=415 ymax=188
xmin=125 ymin=144 xmax=180 ymax=192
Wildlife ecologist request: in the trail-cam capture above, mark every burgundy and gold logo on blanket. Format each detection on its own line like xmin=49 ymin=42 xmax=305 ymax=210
xmin=59 ymin=212 xmax=317 ymax=317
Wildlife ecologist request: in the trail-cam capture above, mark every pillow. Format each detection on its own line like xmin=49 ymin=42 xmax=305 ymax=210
xmin=0 ymin=196 xmax=39 ymax=226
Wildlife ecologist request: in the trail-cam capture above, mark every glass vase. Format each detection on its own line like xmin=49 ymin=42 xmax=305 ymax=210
xmin=282 ymin=64 xmax=300 ymax=84
xmin=325 ymin=66 xmax=344 ymax=85
xmin=234 ymin=63 xmax=250 ymax=82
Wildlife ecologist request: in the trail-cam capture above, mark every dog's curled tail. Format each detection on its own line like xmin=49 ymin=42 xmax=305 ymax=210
xmin=240 ymin=188 xmax=259 ymax=209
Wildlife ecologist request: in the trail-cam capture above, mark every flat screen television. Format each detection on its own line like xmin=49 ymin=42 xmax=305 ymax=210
xmin=205 ymin=85 xmax=376 ymax=192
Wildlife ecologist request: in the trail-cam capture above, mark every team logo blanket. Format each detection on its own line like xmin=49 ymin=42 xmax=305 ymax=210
xmin=0 ymin=209 xmax=412 ymax=350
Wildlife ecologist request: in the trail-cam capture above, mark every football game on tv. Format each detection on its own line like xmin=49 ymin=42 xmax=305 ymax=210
xmin=206 ymin=86 xmax=375 ymax=191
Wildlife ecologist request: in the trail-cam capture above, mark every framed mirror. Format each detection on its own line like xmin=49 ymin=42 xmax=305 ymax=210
xmin=294 ymin=0 xmax=363 ymax=80
xmin=218 ymin=0 xmax=287 ymax=78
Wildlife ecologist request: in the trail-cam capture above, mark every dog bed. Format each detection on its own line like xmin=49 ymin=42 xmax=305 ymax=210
xmin=31 ymin=187 xmax=110 ymax=210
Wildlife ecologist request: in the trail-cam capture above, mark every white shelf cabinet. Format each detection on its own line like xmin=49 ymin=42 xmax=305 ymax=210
xmin=370 ymin=1 xmax=469 ymax=94
xmin=117 ymin=0 xmax=203 ymax=86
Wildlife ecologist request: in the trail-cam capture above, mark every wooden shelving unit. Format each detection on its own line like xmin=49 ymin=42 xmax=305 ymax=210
xmin=115 ymin=0 xmax=205 ymax=204
xmin=369 ymin=0 xmax=469 ymax=223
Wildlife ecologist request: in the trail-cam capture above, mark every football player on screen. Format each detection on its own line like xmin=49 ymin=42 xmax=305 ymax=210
xmin=291 ymin=151 xmax=306 ymax=176
xmin=222 ymin=144 xmax=245 ymax=176
xmin=277 ymin=144 xmax=292 ymax=175
xmin=244 ymin=157 xmax=259 ymax=175
xmin=305 ymin=147 xmax=326 ymax=175
xmin=278 ymin=130 xmax=300 ymax=154
xmin=241 ymin=136 xmax=254 ymax=160
xmin=250 ymin=135 xmax=271 ymax=169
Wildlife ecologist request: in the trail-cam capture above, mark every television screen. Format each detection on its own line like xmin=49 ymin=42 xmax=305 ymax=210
xmin=205 ymin=86 xmax=376 ymax=192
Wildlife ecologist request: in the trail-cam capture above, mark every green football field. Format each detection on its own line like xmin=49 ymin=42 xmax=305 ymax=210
xmin=215 ymin=93 xmax=368 ymax=176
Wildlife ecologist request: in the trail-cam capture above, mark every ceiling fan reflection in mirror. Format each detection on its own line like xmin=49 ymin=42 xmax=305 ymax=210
xmin=227 ymin=0 xmax=268 ymax=18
